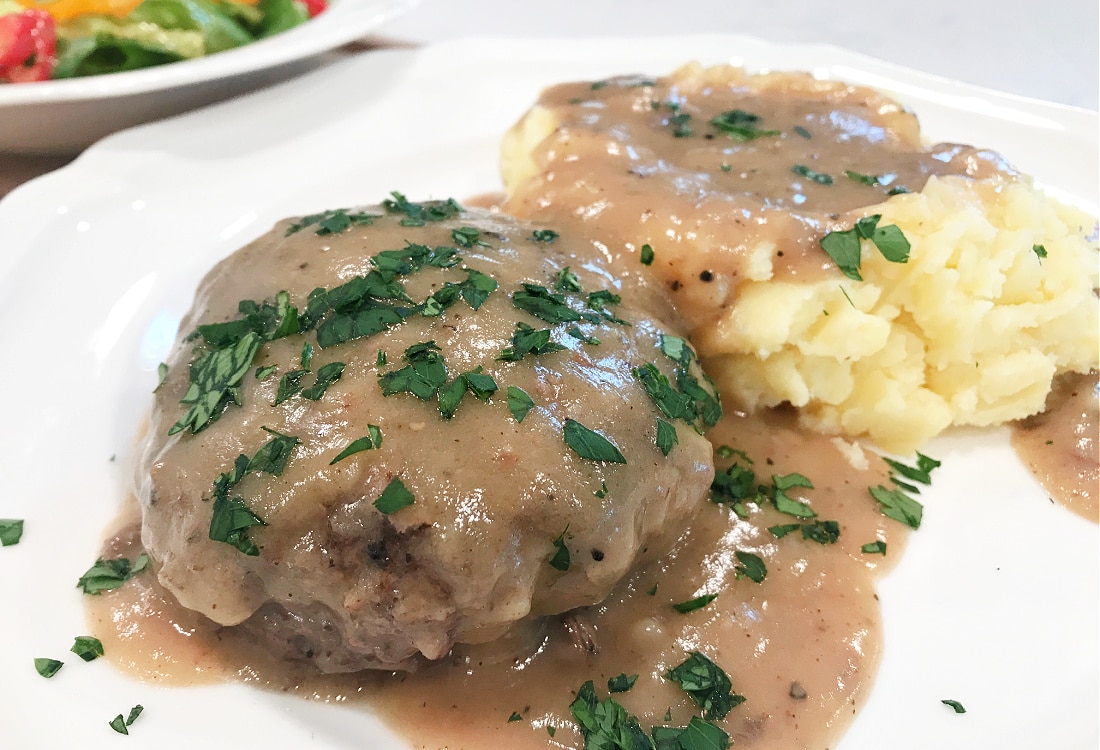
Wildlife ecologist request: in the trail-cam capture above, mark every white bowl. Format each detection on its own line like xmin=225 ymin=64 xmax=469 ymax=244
xmin=0 ymin=0 xmax=417 ymax=154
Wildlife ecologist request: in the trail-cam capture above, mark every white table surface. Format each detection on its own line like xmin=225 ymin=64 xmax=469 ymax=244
xmin=376 ymin=0 xmax=1100 ymax=110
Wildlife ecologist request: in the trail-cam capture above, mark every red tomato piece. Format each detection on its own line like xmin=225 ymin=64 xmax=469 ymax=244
xmin=300 ymin=0 xmax=326 ymax=18
xmin=0 ymin=10 xmax=57 ymax=83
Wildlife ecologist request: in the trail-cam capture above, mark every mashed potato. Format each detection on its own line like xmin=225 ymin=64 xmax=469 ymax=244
xmin=698 ymin=176 xmax=1098 ymax=452
xmin=500 ymin=64 xmax=1099 ymax=453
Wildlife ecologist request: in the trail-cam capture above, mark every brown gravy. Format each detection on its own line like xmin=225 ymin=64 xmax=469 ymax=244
xmin=1011 ymin=370 xmax=1099 ymax=522
xmin=503 ymin=70 xmax=1012 ymax=331
xmin=88 ymin=406 xmax=906 ymax=749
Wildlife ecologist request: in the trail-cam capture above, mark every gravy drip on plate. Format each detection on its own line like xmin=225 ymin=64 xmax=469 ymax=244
xmin=503 ymin=71 xmax=1011 ymax=332
xmin=87 ymin=406 xmax=908 ymax=749
xmin=1011 ymin=371 xmax=1099 ymax=522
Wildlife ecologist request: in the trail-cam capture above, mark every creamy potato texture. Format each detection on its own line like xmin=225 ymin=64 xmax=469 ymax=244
xmin=501 ymin=62 xmax=1099 ymax=452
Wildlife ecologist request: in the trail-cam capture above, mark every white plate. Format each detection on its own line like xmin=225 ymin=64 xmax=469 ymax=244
xmin=0 ymin=0 xmax=417 ymax=154
xmin=0 ymin=34 xmax=1095 ymax=750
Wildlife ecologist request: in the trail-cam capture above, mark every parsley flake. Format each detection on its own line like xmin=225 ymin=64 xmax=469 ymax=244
xmin=608 ymin=673 xmax=638 ymax=693
xmin=733 ymin=551 xmax=766 ymax=583
xmin=710 ymin=108 xmax=780 ymax=141
xmin=286 ymin=208 xmax=380 ymax=236
xmin=34 ymin=658 xmax=63 ymax=678
xmin=1032 ymin=243 xmax=1048 ymax=261
xmin=499 ymin=322 xmax=566 ymax=361
xmin=381 ymin=191 xmax=463 ymax=226
xmin=375 ymin=478 xmax=415 ymax=515
xmin=300 ymin=362 xmax=346 ymax=401
xmin=673 ymin=593 xmax=718 ymax=613
xmin=844 ymin=169 xmax=881 ymax=186
xmin=507 ymin=711 xmax=523 ymax=723
xmin=665 ymin=651 xmax=744 ymax=720
xmin=506 ymin=386 xmax=535 ymax=423
xmin=512 ymin=283 xmax=583 ymax=324
xmin=379 ymin=342 xmax=448 ymax=400
xmin=819 ymin=214 xmax=911 ymax=281
xmin=861 ymin=540 xmax=887 ymax=555
xmin=549 ymin=528 xmax=570 ymax=571
xmin=330 ymin=426 xmax=383 ymax=465
xmin=942 ymin=699 xmax=967 ymax=714
xmin=569 ymin=681 xmax=653 ymax=750
xmin=532 ymin=229 xmax=559 ymax=243
xmin=71 ymin=636 xmax=104 ymax=662
xmin=563 ymin=419 xmax=627 ymax=463
xmin=655 ymin=419 xmax=678 ymax=456
xmin=0 ymin=519 xmax=24 ymax=546
xmin=791 ymin=164 xmax=834 ymax=185
xmin=640 ymin=243 xmax=655 ymax=265
xmin=77 ymin=554 xmax=150 ymax=594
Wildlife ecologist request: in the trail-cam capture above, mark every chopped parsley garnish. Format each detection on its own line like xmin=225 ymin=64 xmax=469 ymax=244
xmin=506 ymin=386 xmax=535 ymax=423
xmin=567 ymin=326 xmax=601 ymax=346
xmin=772 ymin=473 xmax=816 ymax=518
xmin=733 ymin=551 xmax=766 ymax=583
xmin=640 ymin=243 xmax=655 ymax=265
xmin=655 ymin=419 xmax=678 ymax=456
xmin=586 ymin=290 xmax=629 ymax=325
xmin=555 ymin=267 xmax=583 ymax=293
xmin=71 ymin=636 xmax=104 ymax=662
xmin=285 ymin=208 xmax=380 ymax=236
xmin=569 ymin=681 xmax=653 ymax=750
xmin=869 ymin=486 xmax=923 ymax=528
xmin=819 ymin=214 xmax=911 ymax=281
xmin=273 ymin=369 xmax=309 ymax=405
xmin=451 ymin=226 xmax=486 ymax=248
xmin=379 ymin=342 xmax=448 ymax=400
xmin=499 ymin=322 xmax=566 ymax=361
xmin=0 ymin=519 xmax=24 ymax=546
xmin=608 ymin=673 xmax=638 ymax=693
xmin=299 ymin=362 xmax=345 ymax=401
xmin=109 ymin=705 xmax=143 ymax=735
xmin=532 ymin=229 xmax=559 ymax=243
xmin=793 ymin=125 xmax=812 ymax=139
xmin=791 ymin=164 xmax=834 ymax=185
xmin=768 ymin=520 xmax=840 ymax=544
xmin=633 ymin=335 xmax=722 ymax=439
xmin=549 ymin=528 xmax=570 ymax=571
xmin=438 ymin=367 xmax=499 ymax=419
xmin=941 ymin=699 xmax=967 ymax=714
xmin=255 ymin=365 xmax=277 ymax=381
xmin=77 ymin=554 xmax=150 ymax=594
xmin=665 ymin=651 xmax=744 ymax=720
xmin=155 ymin=362 xmax=169 ymax=390
xmin=1032 ymin=243 xmax=1048 ymax=261
xmin=672 ymin=594 xmax=718 ymax=613
xmin=300 ymin=341 xmax=314 ymax=369
xmin=861 ymin=540 xmax=887 ymax=555
xmin=655 ymin=717 xmax=731 ymax=750
xmin=563 ymin=418 xmax=627 ymax=464
xmin=374 ymin=478 xmax=415 ymax=515
xmin=169 ymin=332 xmax=263 ymax=435
xmin=512 ymin=283 xmax=583 ymax=324
xmin=661 ymin=101 xmax=694 ymax=137
xmin=372 ymin=242 xmax=461 ymax=278
xmin=507 ymin=711 xmax=523 ymax=723
xmin=594 ymin=482 xmax=609 ymax=499
xmin=844 ymin=169 xmax=881 ymax=186
xmin=34 ymin=658 xmax=63 ymax=678
xmin=376 ymin=349 xmax=387 ymax=366
xmin=330 ymin=425 xmax=383 ymax=465
xmin=709 ymin=108 xmax=780 ymax=141
xmin=869 ymin=452 xmax=939 ymax=528
xmin=422 ymin=268 xmax=499 ymax=315
xmin=381 ymin=191 xmax=463 ymax=226
xmin=209 ymin=428 xmax=299 ymax=556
